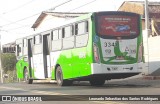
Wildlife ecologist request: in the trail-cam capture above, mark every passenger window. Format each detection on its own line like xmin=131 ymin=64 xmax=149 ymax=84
xmin=78 ymin=22 xmax=85 ymax=35
xmin=65 ymin=26 xmax=71 ymax=38
xmin=34 ymin=35 xmax=42 ymax=44
xmin=23 ymin=38 xmax=27 ymax=47
xmin=72 ymin=25 xmax=74 ymax=36
xmin=62 ymin=28 xmax=65 ymax=38
xmin=17 ymin=44 xmax=22 ymax=56
xmin=52 ymin=30 xmax=59 ymax=40
xmin=18 ymin=46 xmax=21 ymax=53
xmin=75 ymin=24 xmax=78 ymax=35
xmin=75 ymin=21 xmax=89 ymax=48
xmin=85 ymin=21 xmax=89 ymax=32
xmin=59 ymin=29 xmax=62 ymax=39
xmin=75 ymin=21 xmax=88 ymax=35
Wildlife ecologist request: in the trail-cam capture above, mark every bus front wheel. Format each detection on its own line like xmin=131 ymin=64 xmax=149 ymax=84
xmin=56 ymin=66 xmax=72 ymax=86
xmin=24 ymin=68 xmax=33 ymax=84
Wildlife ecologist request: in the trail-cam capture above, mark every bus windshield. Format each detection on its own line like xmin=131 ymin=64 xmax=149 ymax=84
xmin=95 ymin=13 xmax=140 ymax=38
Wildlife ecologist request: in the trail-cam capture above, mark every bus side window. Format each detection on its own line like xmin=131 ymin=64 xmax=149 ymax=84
xmin=33 ymin=36 xmax=35 ymax=44
xmin=59 ymin=29 xmax=62 ymax=39
xmin=52 ymin=29 xmax=62 ymax=51
xmin=62 ymin=25 xmax=74 ymax=49
xmin=75 ymin=21 xmax=89 ymax=48
xmin=85 ymin=21 xmax=89 ymax=32
xmin=16 ymin=45 xmax=19 ymax=56
xmin=23 ymin=38 xmax=27 ymax=47
xmin=52 ymin=30 xmax=59 ymax=40
xmin=16 ymin=44 xmax=22 ymax=57
xmin=18 ymin=47 xmax=21 ymax=53
xmin=51 ymin=31 xmax=53 ymax=40
xmin=39 ymin=35 xmax=42 ymax=43
xmin=65 ymin=26 xmax=72 ymax=38
xmin=33 ymin=35 xmax=42 ymax=54
xmin=75 ymin=23 xmax=78 ymax=35
xmin=75 ymin=21 xmax=87 ymax=35
xmin=23 ymin=38 xmax=28 ymax=55
xmin=72 ymin=25 xmax=74 ymax=36
xmin=62 ymin=28 xmax=65 ymax=38
xmin=34 ymin=35 xmax=42 ymax=44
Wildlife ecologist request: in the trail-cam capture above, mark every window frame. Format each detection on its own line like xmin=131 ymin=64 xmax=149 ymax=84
xmin=75 ymin=21 xmax=89 ymax=35
xmin=34 ymin=34 xmax=42 ymax=45
xmin=51 ymin=29 xmax=59 ymax=40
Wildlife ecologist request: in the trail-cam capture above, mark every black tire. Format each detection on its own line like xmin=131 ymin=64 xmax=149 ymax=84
xmin=56 ymin=66 xmax=72 ymax=86
xmin=24 ymin=68 xmax=33 ymax=84
xmin=89 ymin=79 xmax=105 ymax=86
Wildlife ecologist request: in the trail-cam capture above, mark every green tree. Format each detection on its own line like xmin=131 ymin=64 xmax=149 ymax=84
xmin=1 ymin=53 xmax=17 ymax=73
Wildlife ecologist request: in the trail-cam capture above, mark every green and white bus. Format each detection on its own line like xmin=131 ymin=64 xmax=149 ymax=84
xmin=16 ymin=11 xmax=144 ymax=86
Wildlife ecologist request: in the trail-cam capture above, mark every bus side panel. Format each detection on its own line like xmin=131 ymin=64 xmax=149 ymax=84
xmin=51 ymin=47 xmax=92 ymax=80
xmin=71 ymin=47 xmax=92 ymax=79
xmin=58 ymin=50 xmax=73 ymax=79
xmin=51 ymin=48 xmax=92 ymax=80
xmin=50 ymin=50 xmax=75 ymax=80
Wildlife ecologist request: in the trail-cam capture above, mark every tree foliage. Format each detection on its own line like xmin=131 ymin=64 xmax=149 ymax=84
xmin=1 ymin=53 xmax=17 ymax=73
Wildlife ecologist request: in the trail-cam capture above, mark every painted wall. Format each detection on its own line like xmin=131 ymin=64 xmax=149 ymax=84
xmin=143 ymin=30 xmax=160 ymax=76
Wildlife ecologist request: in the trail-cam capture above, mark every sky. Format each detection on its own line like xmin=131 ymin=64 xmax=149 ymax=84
xmin=0 ymin=0 xmax=159 ymax=45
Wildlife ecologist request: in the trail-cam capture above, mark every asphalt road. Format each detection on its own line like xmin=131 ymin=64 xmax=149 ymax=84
xmin=0 ymin=76 xmax=160 ymax=104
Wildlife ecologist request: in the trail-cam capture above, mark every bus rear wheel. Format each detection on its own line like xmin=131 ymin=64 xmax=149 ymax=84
xmin=24 ymin=68 xmax=33 ymax=84
xmin=89 ymin=79 xmax=105 ymax=86
xmin=56 ymin=66 xmax=72 ymax=86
